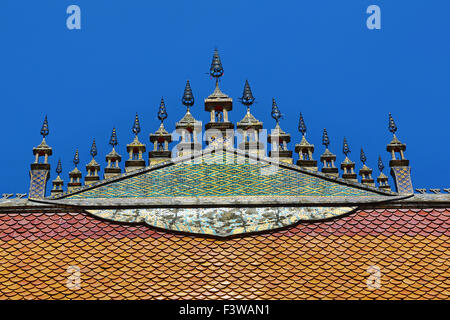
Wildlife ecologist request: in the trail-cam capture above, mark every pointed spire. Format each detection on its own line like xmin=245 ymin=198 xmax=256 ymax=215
xmin=158 ymin=97 xmax=168 ymax=123
xmin=322 ymin=129 xmax=330 ymax=148
xmin=90 ymin=139 xmax=98 ymax=158
xmin=360 ymin=147 xmax=367 ymax=165
xmin=343 ymin=137 xmax=350 ymax=156
xmin=109 ymin=128 xmax=118 ymax=147
xmin=40 ymin=115 xmax=49 ymax=138
xmin=240 ymin=80 xmax=255 ymax=107
xmin=182 ymin=80 xmax=195 ymax=108
xmin=56 ymin=158 xmax=62 ymax=175
xmin=132 ymin=113 xmax=141 ymax=136
xmin=271 ymin=98 xmax=282 ymax=123
xmin=73 ymin=149 xmax=79 ymax=167
xmin=298 ymin=113 xmax=306 ymax=136
xmin=388 ymin=113 xmax=397 ymax=134
xmin=209 ymin=48 xmax=224 ymax=81
xmin=378 ymin=155 xmax=384 ymax=172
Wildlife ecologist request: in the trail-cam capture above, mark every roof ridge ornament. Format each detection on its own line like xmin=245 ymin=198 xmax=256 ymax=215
xmin=73 ymin=149 xmax=79 ymax=167
xmin=56 ymin=158 xmax=62 ymax=175
xmin=90 ymin=139 xmax=98 ymax=158
xmin=388 ymin=112 xmax=397 ymax=135
xmin=322 ymin=128 xmax=330 ymax=148
xmin=360 ymin=147 xmax=367 ymax=165
xmin=298 ymin=113 xmax=307 ymax=136
xmin=378 ymin=155 xmax=384 ymax=172
xmin=209 ymin=48 xmax=224 ymax=83
xmin=158 ymin=97 xmax=168 ymax=124
xmin=182 ymin=80 xmax=194 ymax=109
xmin=239 ymin=80 xmax=255 ymax=109
xmin=271 ymin=98 xmax=282 ymax=123
xmin=109 ymin=128 xmax=118 ymax=148
xmin=132 ymin=113 xmax=141 ymax=136
xmin=40 ymin=115 xmax=49 ymax=138
xmin=343 ymin=137 xmax=350 ymax=156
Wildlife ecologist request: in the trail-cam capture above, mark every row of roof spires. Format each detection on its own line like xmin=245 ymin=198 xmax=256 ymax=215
xmin=30 ymin=49 xmax=410 ymax=196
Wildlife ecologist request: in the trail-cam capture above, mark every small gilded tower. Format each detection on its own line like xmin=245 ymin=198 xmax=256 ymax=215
xmin=358 ymin=148 xmax=375 ymax=187
xmin=377 ymin=156 xmax=391 ymax=191
xmin=204 ymin=49 xmax=234 ymax=148
xmin=29 ymin=116 xmax=52 ymax=198
xmin=237 ymin=80 xmax=264 ymax=157
xmin=267 ymin=99 xmax=292 ymax=163
xmin=85 ymin=139 xmax=100 ymax=185
xmin=67 ymin=150 xmax=82 ymax=192
xmin=175 ymin=80 xmax=202 ymax=157
xmin=51 ymin=159 xmax=64 ymax=196
xmin=104 ymin=128 xmax=122 ymax=179
xmin=386 ymin=113 xmax=413 ymax=194
xmin=295 ymin=113 xmax=317 ymax=171
xmin=149 ymin=98 xmax=172 ymax=165
xmin=340 ymin=137 xmax=357 ymax=182
xmin=125 ymin=113 xmax=146 ymax=172
xmin=320 ymin=129 xmax=338 ymax=177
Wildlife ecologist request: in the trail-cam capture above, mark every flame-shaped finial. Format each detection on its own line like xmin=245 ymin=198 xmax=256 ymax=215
xmin=322 ymin=128 xmax=330 ymax=148
xmin=388 ymin=113 xmax=397 ymax=134
xmin=73 ymin=149 xmax=79 ymax=167
xmin=378 ymin=155 xmax=384 ymax=172
xmin=56 ymin=158 xmax=62 ymax=175
xmin=240 ymin=80 xmax=255 ymax=107
xmin=360 ymin=147 xmax=367 ymax=165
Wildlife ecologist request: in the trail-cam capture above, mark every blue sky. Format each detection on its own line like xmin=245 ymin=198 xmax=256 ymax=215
xmin=0 ymin=0 xmax=449 ymax=195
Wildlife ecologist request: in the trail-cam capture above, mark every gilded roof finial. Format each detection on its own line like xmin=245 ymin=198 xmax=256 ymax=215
xmin=182 ymin=80 xmax=194 ymax=109
xmin=40 ymin=115 xmax=49 ymax=138
xmin=240 ymin=80 xmax=255 ymax=109
xmin=298 ymin=113 xmax=307 ymax=136
xmin=109 ymin=128 xmax=118 ymax=148
xmin=209 ymin=48 xmax=224 ymax=83
xmin=132 ymin=113 xmax=141 ymax=136
xmin=90 ymin=139 xmax=97 ymax=158
xmin=56 ymin=158 xmax=62 ymax=175
xmin=158 ymin=97 xmax=168 ymax=123
xmin=360 ymin=147 xmax=367 ymax=165
xmin=343 ymin=137 xmax=350 ymax=156
xmin=378 ymin=155 xmax=384 ymax=172
xmin=271 ymin=98 xmax=282 ymax=123
xmin=73 ymin=149 xmax=79 ymax=167
xmin=322 ymin=128 xmax=330 ymax=148
xmin=388 ymin=112 xmax=397 ymax=135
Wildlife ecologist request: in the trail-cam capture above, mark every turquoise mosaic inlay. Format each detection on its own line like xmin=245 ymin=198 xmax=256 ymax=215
xmin=67 ymin=152 xmax=379 ymax=199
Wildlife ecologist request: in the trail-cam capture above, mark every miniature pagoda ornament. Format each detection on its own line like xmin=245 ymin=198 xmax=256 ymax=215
xmin=268 ymin=98 xmax=292 ymax=163
xmin=29 ymin=116 xmax=53 ymax=198
xmin=386 ymin=113 xmax=412 ymax=193
xmin=51 ymin=158 xmax=64 ymax=196
xmin=320 ymin=128 xmax=338 ymax=177
xmin=237 ymin=80 xmax=263 ymax=157
xmin=85 ymin=139 xmax=100 ymax=185
xmin=204 ymin=49 xmax=234 ymax=148
xmin=176 ymin=81 xmax=202 ymax=157
xmin=340 ymin=137 xmax=357 ymax=182
xmin=358 ymin=147 xmax=375 ymax=186
xmin=150 ymin=97 xmax=172 ymax=165
xmin=295 ymin=113 xmax=317 ymax=171
xmin=126 ymin=113 xmax=146 ymax=172
xmin=104 ymin=128 xmax=122 ymax=179
xmin=68 ymin=149 xmax=82 ymax=192
xmin=377 ymin=155 xmax=391 ymax=191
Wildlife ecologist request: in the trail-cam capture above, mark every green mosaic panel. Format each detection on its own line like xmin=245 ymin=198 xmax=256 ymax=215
xmin=67 ymin=152 xmax=378 ymax=199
